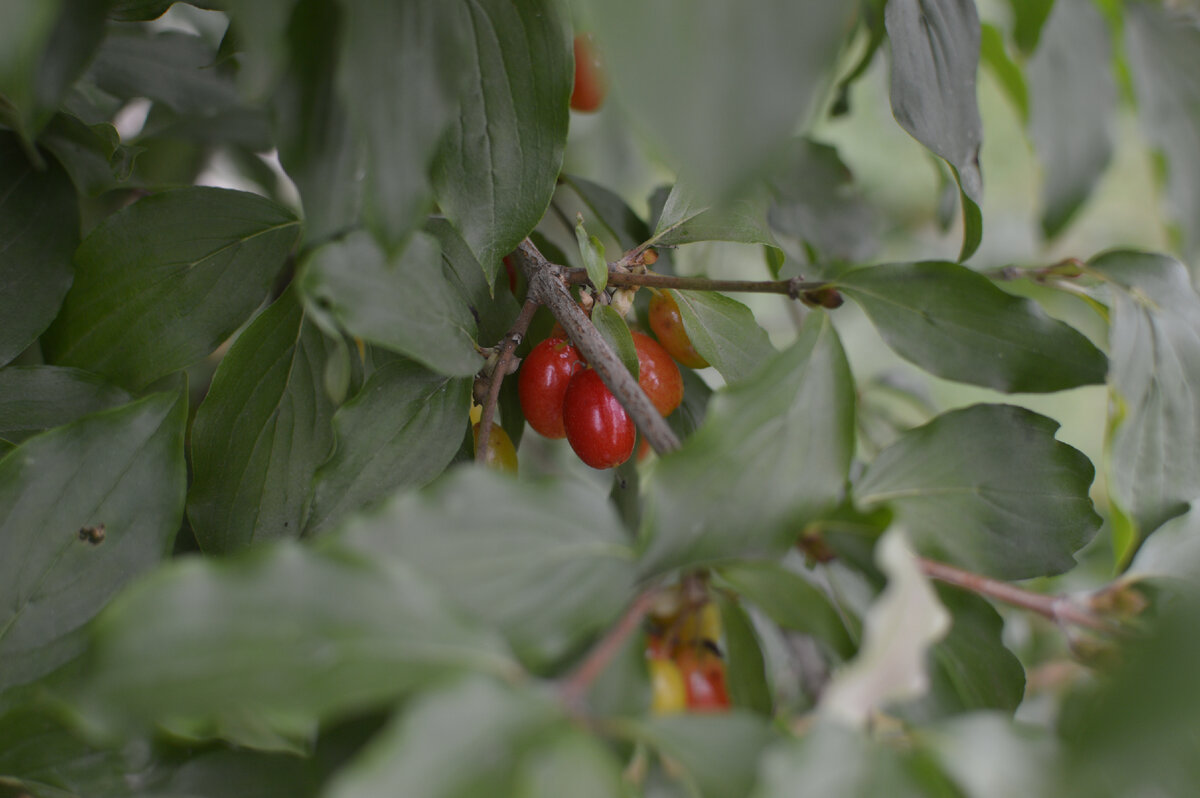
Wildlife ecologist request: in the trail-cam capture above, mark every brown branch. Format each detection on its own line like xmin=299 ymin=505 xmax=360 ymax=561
xmin=558 ymin=587 xmax=660 ymax=710
xmin=563 ymin=268 xmax=828 ymax=298
xmin=917 ymin=557 xmax=1114 ymax=634
xmin=515 ymin=240 xmax=681 ymax=455
xmin=475 ymin=297 xmax=540 ymax=465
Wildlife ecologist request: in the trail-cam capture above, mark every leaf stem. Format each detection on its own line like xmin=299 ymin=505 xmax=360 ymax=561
xmin=917 ymin=556 xmax=1114 ymax=634
xmin=558 ymin=587 xmax=660 ymax=711
xmin=475 ymin=297 xmax=540 ymax=465
xmin=563 ymin=267 xmax=828 ymax=297
xmin=515 ymin=240 xmax=681 ymax=455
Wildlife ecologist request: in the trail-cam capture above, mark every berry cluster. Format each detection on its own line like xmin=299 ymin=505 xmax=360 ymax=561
xmin=646 ymin=592 xmax=731 ymax=714
xmin=518 ymin=315 xmax=688 ymax=469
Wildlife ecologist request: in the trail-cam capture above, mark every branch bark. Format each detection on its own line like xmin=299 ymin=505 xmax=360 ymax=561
xmin=564 ymin=267 xmax=828 ymax=297
xmin=475 ymin=297 xmax=540 ymax=465
xmin=515 ymin=239 xmax=681 ymax=455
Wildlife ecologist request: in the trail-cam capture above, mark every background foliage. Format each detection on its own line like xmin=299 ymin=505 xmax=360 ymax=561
xmin=3 ymin=0 xmax=1200 ymax=795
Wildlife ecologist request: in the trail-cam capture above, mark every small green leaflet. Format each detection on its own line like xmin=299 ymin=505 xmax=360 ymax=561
xmin=576 ymin=215 xmax=609 ymax=293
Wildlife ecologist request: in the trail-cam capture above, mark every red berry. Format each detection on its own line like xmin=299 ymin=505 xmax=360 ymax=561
xmin=632 ymin=330 xmax=683 ymax=416
xmin=518 ymin=337 xmax=584 ymax=439
xmin=648 ymin=291 xmax=709 ymax=369
xmin=677 ymin=649 xmax=731 ymax=712
xmin=570 ymin=33 xmax=606 ymax=112
xmin=562 ymin=368 xmax=635 ymax=469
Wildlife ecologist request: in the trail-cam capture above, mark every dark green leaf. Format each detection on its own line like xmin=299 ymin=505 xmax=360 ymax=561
xmin=86 ymin=28 xmax=239 ymax=116
xmin=624 ymin=713 xmax=777 ymax=798
xmin=188 ymin=290 xmax=337 ymax=553
xmin=768 ymin=138 xmax=878 ymax=267
xmin=427 ymin=216 xmax=522 ymax=345
xmin=0 ymin=366 xmax=130 ymax=443
xmin=338 ymin=0 xmax=462 ymax=250
xmin=1028 ymin=0 xmax=1115 ymax=238
xmin=592 ymin=305 xmax=639 ymax=381
xmin=886 ymin=0 xmax=984 ymax=260
xmin=0 ymin=0 xmax=62 ymax=141
xmin=979 ymin=24 xmax=1028 ymax=123
xmin=835 ymin=261 xmax=1108 ymax=392
xmin=74 ymin=543 xmax=511 ymax=736
xmin=272 ymin=0 xmax=362 ymax=246
xmin=334 ymin=467 xmax=636 ymax=671
xmin=1126 ymin=3 xmax=1200 ymax=264
xmin=899 ymin=590 xmax=1025 ymax=722
xmin=1129 ymin=502 xmax=1200 ymax=583
xmin=584 ymin=0 xmax=855 ymax=199
xmin=754 ymin=722 xmax=963 ymax=798
xmin=1008 ymin=0 xmax=1055 ymax=54
xmin=300 ymin=231 xmax=481 ymax=377
xmin=222 ymin=0 xmax=298 ymax=101
xmin=322 ymin=677 xmax=559 ymax=798
xmin=717 ymin=561 xmax=855 ymax=659
xmin=856 ymin=404 xmax=1101 ymax=579
xmin=0 ymin=132 xmax=78 ymax=366
xmin=0 ymin=390 xmax=186 ymax=694
xmin=38 ymin=113 xmax=130 ymax=196
xmin=668 ymin=289 xmax=775 ymax=384
xmin=305 ymin=359 xmax=470 ymax=534
xmin=43 ymin=187 xmax=300 ymax=390
xmin=666 ymin=366 xmax=713 ymax=443
xmin=640 ymin=313 xmax=853 ymax=575
xmin=561 ymin=174 xmax=651 ymax=249
xmin=652 ymin=181 xmax=778 ymax=250
xmin=162 ymin=747 xmax=320 ymax=798
xmin=433 ymin=0 xmax=571 ymax=282
xmin=108 ymin=0 xmax=178 ymax=21
xmin=1090 ymin=251 xmax=1200 ymax=543
xmin=715 ymin=594 xmax=773 ymax=715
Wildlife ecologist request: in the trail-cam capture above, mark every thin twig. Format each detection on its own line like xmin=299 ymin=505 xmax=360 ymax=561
xmin=559 ymin=588 xmax=660 ymax=710
xmin=563 ymin=268 xmax=828 ymax=297
xmin=515 ymin=240 xmax=681 ymax=455
xmin=475 ymin=297 xmax=540 ymax=465
xmin=917 ymin=557 xmax=1114 ymax=634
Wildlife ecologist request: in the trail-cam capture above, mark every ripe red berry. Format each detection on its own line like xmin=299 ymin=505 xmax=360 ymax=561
xmin=570 ymin=33 xmax=606 ymax=112
xmin=518 ymin=337 xmax=584 ymax=439
xmin=632 ymin=330 xmax=683 ymax=416
xmin=648 ymin=291 xmax=709 ymax=369
xmin=562 ymin=368 xmax=635 ymax=469
xmin=677 ymin=648 xmax=731 ymax=712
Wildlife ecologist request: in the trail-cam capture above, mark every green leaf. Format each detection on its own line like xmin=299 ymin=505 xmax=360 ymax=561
xmin=427 ymin=216 xmax=522 ymax=346
xmin=652 ymin=181 xmax=778 ymax=250
xmin=322 ymin=678 xmax=562 ymax=798
xmin=188 ymin=290 xmax=337 ymax=553
xmin=222 ymin=0 xmax=298 ymax=101
xmin=920 ymin=712 xmax=1060 ymax=798
xmin=1008 ymin=0 xmax=1055 ymax=54
xmin=640 ymin=313 xmax=853 ymax=575
xmin=0 ymin=390 xmax=186 ymax=694
xmin=767 ymin=138 xmax=878 ymax=268
xmin=886 ymin=0 xmax=984 ymax=260
xmin=513 ymin=729 xmax=627 ymax=798
xmin=835 ymin=261 xmax=1108 ymax=393
xmin=0 ymin=132 xmax=78 ymax=366
xmin=38 ymin=113 xmax=131 ymax=197
xmin=715 ymin=594 xmax=773 ymax=715
xmin=1090 ymin=251 xmax=1200 ymax=541
xmin=899 ymin=590 xmax=1025 ymax=722
xmin=0 ymin=366 xmax=130 ymax=443
xmin=1028 ymin=0 xmax=1115 ymax=239
xmin=561 ymin=174 xmax=651 ymax=249
xmin=716 ymin=561 xmax=855 ymax=659
xmin=668 ymin=289 xmax=775 ymax=384
xmin=305 ymin=359 xmax=470 ymax=535
xmin=433 ymin=0 xmax=571 ymax=282
xmin=979 ymin=24 xmax=1028 ymax=123
xmin=591 ymin=304 xmax=639 ymax=381
xmin=1126 ymin=3 xmax=1200 ymax=265
xmin=584 ymin=0 xmax=855 ymax=200
xmin=576 ymin=216 xmax=609 ymax=292
xmin=337 ymin=0 xmax=462 ymax=250
xmin=334 ymin=467 xmax=636 ymax=671
xmin=272 ymin=0 xmax=363 ymax=246
xmin=0 ymin=0 xmax=62 ymax=142
xmin=623 ymin=713 xmax=777 ymax=798
xmin=300 ymin=231 xmax=481 ymax=377
xmin=856 ymin=404 xmax=1101 ymax=579
xmin=74 ymin=543 xmax=511 ymax=736
xmin=86 ymin=28 xmax=239 ymax=116
xmin=1129 ymin=502 xmax=1200 ymax=584
xmin=42 ymin=187 xmax=300 ymax=390
xmin=753 ymin=722 xmax=963 ymax=798
xmin=162 ymin=747 xmax=321 ymax=798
